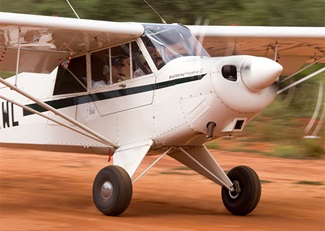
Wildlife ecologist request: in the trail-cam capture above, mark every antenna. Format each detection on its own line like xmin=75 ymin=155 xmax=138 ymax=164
xmin=66 ymin=0 xmax=80 ymax=19
xmin=143 ymin=0 xmax=167 ymax=24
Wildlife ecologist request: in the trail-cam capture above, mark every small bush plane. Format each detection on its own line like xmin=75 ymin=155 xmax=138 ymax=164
xmin=0 ymin=11 xmax=324 ymax=216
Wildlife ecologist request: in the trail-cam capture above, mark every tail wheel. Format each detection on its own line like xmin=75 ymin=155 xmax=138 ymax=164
xmin=93 ymin=165 xmax=132 ymax=216
xmin=221 ymin=166 xmax=261 ymax=216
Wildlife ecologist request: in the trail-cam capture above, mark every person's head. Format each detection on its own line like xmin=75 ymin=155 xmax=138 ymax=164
xmin=147 ymin=45 xmax=163 ymax=68
xmin=103 ymin=57 xmax=125 ymax=83
xmin=147 ymin=46 xmax=158 ymax=61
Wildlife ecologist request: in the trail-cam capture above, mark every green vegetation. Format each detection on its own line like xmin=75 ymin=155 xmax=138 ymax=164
xmin=294 ymin=180 xmax=324 ymax=186
xmin=260 ymin=180 xmax=272 ymax=184
xmin=0 ymin=0 xmax=324 ymax=26
xmin=0 ymin=71 xmax=15 ymax=78
xmin=205 ymin=142 xmax=221 ymax=150
xmin=243 ymin=71 xmax=324 ymax=159
xmin=170 ymin=166 xmax=191 ymax=171
xmin=160 ymin=167 xmax=195 ymax=175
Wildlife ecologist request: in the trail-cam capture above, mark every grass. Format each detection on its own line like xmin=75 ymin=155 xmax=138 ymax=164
xmin=159 ymin=171 xmax=195 ymax=176
xmin=269 ymin=145 xmax=303 ymax=159
xmin=171 ymin=166 xmax=191 ymax=171
xmin=0 ymin=71 xmax=15 ymax=78
xmin=160 ymin=166 xmax=195 ymax=175
xmin=206 ymin=139 xmax=271 ymax=156
xmin=268 ymin=140 xmax=325 ymax=159
xmin=225 ymin=147 xmax=270 ymax=156
xmin=294 ymin=180 xmax=324 ymax=186
xmin=205 ymin=142 xmax=221 ymax=149
xmin=261 ymin=180 xmax=273 ymax=184
xmin=206 ymin=136 xmax=324 ymax=160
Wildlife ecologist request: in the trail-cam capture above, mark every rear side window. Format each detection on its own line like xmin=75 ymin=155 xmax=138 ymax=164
xmin=53 ymin=56 xmax=87 ymax=95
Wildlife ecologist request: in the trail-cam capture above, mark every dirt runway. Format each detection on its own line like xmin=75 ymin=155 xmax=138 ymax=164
xmin=0 ymin=146 xmax=324 ymax=231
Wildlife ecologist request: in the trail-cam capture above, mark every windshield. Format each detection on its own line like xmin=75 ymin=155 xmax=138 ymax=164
xmin=142 ymin=24 xmax=210 ymax=69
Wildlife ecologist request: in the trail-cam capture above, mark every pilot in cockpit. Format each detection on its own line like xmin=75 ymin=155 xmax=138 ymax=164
xmin=93 ymin=57 xmax=125 ymax=87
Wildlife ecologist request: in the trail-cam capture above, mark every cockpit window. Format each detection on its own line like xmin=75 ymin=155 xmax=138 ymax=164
xmin=91 ymin=45 xmax=131 ymax=88
xmin=142 ymin=24 xmax=210 ymax=69
xmin=91 ymin=41 xmax=153 ymax=89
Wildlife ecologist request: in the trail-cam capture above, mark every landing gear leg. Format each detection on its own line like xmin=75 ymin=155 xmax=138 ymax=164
xmin=221 ymin=166 xmax=261 ymax=216
xmin=93 ymin=165 xmax=132 ymax=216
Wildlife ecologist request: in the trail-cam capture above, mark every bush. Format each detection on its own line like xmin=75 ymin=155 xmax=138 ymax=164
xmin=270 ymin=139 xmax=324 ymax=159
xmin=299 ymin=139 xmax=325 ymax=159
xmin=270 ymin=145 xmax=303 ymax=158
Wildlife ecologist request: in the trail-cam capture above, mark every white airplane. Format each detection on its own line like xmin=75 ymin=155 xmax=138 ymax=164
xmin=0 ymin=12 xmax=324 ymax=216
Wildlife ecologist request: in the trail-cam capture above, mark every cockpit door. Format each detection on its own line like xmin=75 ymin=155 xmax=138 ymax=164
xmin=92 ymin=41 xmax=156 ymax=116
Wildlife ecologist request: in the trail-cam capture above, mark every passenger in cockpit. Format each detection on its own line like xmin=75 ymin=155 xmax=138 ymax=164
xmin=148 ymin=45 xmax=164 ymax=69
xmin=134 ymin=55 xmax=151 ymax=77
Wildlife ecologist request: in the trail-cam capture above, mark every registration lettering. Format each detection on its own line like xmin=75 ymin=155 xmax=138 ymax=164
xmin=0 ymin=101 xmax=19 ymax=129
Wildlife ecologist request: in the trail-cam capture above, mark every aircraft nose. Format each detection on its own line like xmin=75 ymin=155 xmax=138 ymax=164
xmin=241 ymin=57 xmax=283 ymax=91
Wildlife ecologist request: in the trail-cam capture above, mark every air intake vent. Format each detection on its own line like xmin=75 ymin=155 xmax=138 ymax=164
xmin=222 ymin=118 xmax=247 ymax=132
xmin=234 ymin=120 xmax=245 ymax=130
xmin=222 ymin=65 xmax=237 ymax=81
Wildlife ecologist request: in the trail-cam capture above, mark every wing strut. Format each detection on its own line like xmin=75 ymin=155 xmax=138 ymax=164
xmin=277 ymin=66 xmax=325 ymax=94
xmin=274 ymin=41 xmax=278 ymax=62
xmin=132 ymin=147 xmax=171 ymax=184
xmin=0 ymin=78 xmax=118 ymax=148
xmin=277 ymin=55 xmax=325 ymax=95
xmin=280 ymin=56 xmax=325 ymax=84
xmin=66 ymin=0 xmax=80 ymax=19
xmin=0 ymin=94 xmax=104 ymax=144
xmin=14 ymin=27 xmax=22 ymax=86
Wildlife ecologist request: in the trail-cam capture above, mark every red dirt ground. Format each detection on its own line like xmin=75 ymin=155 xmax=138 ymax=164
xmin=0 ymin=146 xmax=324 ymax=231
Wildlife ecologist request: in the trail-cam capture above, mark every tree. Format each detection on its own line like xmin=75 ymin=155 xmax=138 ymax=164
xmin=1 ymin=0 xmax=323 ymax=26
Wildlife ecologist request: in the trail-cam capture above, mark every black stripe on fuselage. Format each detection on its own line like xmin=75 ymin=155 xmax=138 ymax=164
xmin=23 ymin=74 xmax=206 ymax=116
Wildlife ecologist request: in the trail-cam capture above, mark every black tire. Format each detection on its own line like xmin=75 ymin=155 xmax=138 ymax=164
xmin=221 ymin=166 xmax=261 ymax=216
xmin=93 ymin=165 xmax=132 ymax=216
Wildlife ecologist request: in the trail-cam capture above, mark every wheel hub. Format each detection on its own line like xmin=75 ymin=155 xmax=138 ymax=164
xmin=229 ymin=180 xmax=241 ymax=199
xmin=101 ymin=181 xmax=113 ymax=199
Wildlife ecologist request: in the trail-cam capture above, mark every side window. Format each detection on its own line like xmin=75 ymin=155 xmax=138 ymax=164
xmin=91 ymin=49 xmax=109 ymax=85
xmin=141 ymin=35 xmax=164 ymax=70
xmin=53 ymin=56 xmax=87 ymax=95
xmin=132 ymin=41 xmax=152 ymax=77
xmin=92 ymin=44 xmax=131 ymax=88
xmin=111 ymin=44 xmax=131 ymax=82
xmin=91 ymin=42 xmax=153 ymax=89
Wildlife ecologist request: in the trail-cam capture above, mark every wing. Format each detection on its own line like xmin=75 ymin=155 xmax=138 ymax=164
xmin=187 ymin=25 xmax=325 ymax=76
xmin=0 ymin=12 xmax=144 ymax=73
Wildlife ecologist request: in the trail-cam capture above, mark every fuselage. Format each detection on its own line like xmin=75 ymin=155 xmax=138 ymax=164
xmin=0 ymin=23 xmax=282 ymax=151
xmin=0 ymin=56 xmax=280 ymax=148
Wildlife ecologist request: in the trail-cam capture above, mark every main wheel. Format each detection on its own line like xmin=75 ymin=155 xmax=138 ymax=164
xmin=93 ymin=165 xmax=132 ymax=216
xmin=221 ymin=166 xmax=261 ymax=216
